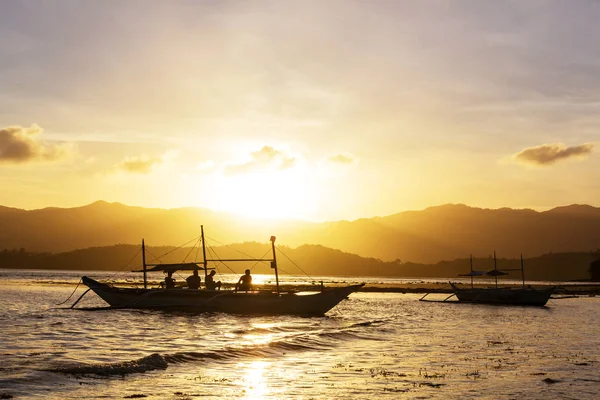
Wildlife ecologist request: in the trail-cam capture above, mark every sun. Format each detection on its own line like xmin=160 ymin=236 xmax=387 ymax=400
xmin=203 ymin=168 xmax=318 ymax=220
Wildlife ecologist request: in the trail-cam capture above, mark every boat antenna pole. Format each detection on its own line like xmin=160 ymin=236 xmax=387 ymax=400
xmin=470 ymin=254 xmax=474 ymax=289
xmin=270 ymin=236 xmax=280 ymax=295
xmin=142 ymin=238 xmax=147 ymax=289
xmin=494 ymin=250 xmax=498 ymax=289
xmin=201 ymin=225 xmax=208 ymax=281
xmin=521 ymin=254 xmax=525 ymax=289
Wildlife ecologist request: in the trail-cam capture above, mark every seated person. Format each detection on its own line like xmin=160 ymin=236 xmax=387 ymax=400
xmin=186 ymin=269 xmax=201 ymax=289
xmin=164 ymin=271 xmax=176 ymax=289
xmin=235 ymin=269 xmax=253 ymax=292
xmin=205 ymin=270 xmax=222 ymax=290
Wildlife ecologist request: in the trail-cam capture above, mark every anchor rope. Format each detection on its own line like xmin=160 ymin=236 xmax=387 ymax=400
xmin=55 ymin=245 xmax=143 ymax=305
xmin=55 ymin=278 xmax=83 ymax=305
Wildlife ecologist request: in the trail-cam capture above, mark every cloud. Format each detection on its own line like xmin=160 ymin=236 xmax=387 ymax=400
xmin=223 ymin=145 xmax=297 ymax=175
xmin=196 ymin=160 xmax=215 ymax=172
xmin=114 ymin=155 xmax=163 ymax=174
xmin=0 ymin=124 xmax=71 ymax=164
xmin=326 ymin=152 xmax=358 ymax=165
xmin=514 ymin=143 xmax=594 ymax=166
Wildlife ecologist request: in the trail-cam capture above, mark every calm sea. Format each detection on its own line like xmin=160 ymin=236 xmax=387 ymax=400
xmin=1 ymin=269 xmax=599 ymax=399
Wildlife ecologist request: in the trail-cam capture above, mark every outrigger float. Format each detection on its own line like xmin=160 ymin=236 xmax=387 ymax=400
xmin=74 ymin=226 xmax=363 ymax=316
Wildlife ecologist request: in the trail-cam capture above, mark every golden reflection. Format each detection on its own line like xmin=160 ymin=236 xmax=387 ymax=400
xmin=243 ymin=333 xmax=276 ymax=345
xmin=242 ymin=322 xmax=281 ymax=345
xmin=248 ymin=274 xmax=270 ymax=285
xmin=241 ymin=360 xmax=270 ymax=399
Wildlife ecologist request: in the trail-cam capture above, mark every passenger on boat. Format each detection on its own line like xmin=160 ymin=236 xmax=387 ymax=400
xmin=164 ymin=271 xmax=176 ymax=289
xmin=235 ymin=269 xmax=253 ymax=292
xmin=205 ymin=270 xmax=222 ymax=290
xmin=186 ymin=269 xmax=201 ymax=290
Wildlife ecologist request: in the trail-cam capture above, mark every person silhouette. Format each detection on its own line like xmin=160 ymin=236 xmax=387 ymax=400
xmin=164 ymin=271 xmax=176 ymax=289
xmin=235 ymin=269 xmax=253 ymax=292
xmin=205 ymin=270 xmax=222 ymax=290
xmin=186 ymin=269 xmax=201 ymax=289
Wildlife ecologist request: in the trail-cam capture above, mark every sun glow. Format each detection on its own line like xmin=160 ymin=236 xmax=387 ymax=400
xmin=202 ymin=168 xmax=318 ymax=220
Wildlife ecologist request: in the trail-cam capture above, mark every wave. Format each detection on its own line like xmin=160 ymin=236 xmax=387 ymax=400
xmin=47 ymin=319 xmax=385 ymax=377
xmin=231 ymin=327 xmax=274 ymax=335
xmin=48 ymin=353 xmax=169 ymax=376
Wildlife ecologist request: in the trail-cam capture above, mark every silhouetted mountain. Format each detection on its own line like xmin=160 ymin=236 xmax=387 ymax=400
xmin=1 ymin=243 xmax=596 ymax=282
xmin=0 ymin=202 xmax=599 ymax=264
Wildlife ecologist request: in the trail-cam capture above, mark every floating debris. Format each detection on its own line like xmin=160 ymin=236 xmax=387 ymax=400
xmin=419 ymin=382 xmax=445 ymax=388
xmin=542 ymin=378 xmax=560 ymax=384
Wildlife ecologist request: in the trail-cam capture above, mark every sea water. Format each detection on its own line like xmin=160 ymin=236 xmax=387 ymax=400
xmin=1 ymin=269 xmax=599 ymax=399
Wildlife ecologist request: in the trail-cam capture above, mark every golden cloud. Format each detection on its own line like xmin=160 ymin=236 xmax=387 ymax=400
xmin=114 ymin=155 xmax=163 ymax=174
xmin=223 ymin=145 xmax=297 ymax=175
xmin=514 ymin=143 xmax=594 ymax=166
xmin=0 ymin=124 xmax=71 ymax=164
xmin=327 ymin=152 xmax=357 ymax=165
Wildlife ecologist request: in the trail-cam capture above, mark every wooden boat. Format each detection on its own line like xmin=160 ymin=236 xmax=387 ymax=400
xmin=449 ymin=283 xmax=554 ymax=306
xmin=79 ymin=226 xmax=363 ymax=316
xmin=450 ymin=253 xmax=554 ymax=306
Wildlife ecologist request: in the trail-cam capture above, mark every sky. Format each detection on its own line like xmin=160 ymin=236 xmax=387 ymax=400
xmin=1 ymin=0 xmax=599 ymax=221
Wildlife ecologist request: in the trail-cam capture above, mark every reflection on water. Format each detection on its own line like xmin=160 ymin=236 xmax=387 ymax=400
xmin=243 ymin=360 xmax=269 ymax=399
xmin=0 ymin=269 xmax=599 ymax=399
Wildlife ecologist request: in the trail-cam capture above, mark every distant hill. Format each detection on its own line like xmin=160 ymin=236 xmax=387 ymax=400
xmin=304 ymin=203 xmax=600 ymax=263
xmin=0 ymin=201 xmax=599 ymax=264
xmin=1 ymin=243 xmax=597 ymax=282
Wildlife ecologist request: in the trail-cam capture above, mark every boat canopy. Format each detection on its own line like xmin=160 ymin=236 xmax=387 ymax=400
xmin=458 ymin=270 xmax=487 ymax=277
xmin=133 ymin=262 xmax=213 ymax=273
xmin=458 ymin=269 xmax=510 ymax=277
xmin=485 ymin=269 xmax=509 ymax=276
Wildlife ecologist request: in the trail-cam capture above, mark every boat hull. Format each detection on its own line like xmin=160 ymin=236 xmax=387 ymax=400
xmin=450 ymin=283 xmax=554 ymax=306
xmin=82 ymin=276 xmax=363 ymax=316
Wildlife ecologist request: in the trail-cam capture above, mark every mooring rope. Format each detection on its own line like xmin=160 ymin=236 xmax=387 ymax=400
xmin=55 ymin=278 xmax=83 ymax=305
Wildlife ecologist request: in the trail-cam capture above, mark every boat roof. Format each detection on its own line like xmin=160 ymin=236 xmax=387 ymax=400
xmin=458 ymin=270 xmax=487 ymax=277
xmin=458 ymin=269 xmax=510 ymax=277
xmin=132 ymin=262 xmax=214 ymax=272
xmin=485 ymin=269 xmax=509 ymax=276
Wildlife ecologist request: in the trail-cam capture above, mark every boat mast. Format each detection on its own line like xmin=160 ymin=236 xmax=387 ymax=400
xmin=494 ymin=250 xmax=498 ymax=289
xmin=270 ymin=236 xmax=280 ymax=295
xmin=142 ymin=239 xmax=147 ymax=289
xmin=520 ymin=254 xmax=525 ymax=289
xmin=201 ymin=225 xmax=208 ymax=281
xmin=470 ymin=254 xmax=474 ymax=289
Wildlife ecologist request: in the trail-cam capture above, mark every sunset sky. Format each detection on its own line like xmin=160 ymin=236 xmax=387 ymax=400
xmin=1 ymin=0 xmax=599 ymax=221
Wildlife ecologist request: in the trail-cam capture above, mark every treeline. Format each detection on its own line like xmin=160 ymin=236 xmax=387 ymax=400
xmin=0 ymin=244 xmax=598 ymax=282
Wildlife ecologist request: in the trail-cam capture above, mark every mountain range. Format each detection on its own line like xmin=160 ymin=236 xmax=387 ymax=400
xmin=1 ymin=201 xmax=599 ymax=264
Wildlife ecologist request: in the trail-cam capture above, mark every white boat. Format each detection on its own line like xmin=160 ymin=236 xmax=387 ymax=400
xmin=78 ymin=226 xmax=363 ymax=316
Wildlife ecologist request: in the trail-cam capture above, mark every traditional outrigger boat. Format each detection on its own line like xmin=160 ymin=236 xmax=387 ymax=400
xmin=420 ymin=253 xmax=554 ymax=306
xmin=78 ymin=226 xmax=363 ymax=316
xmin=450 ymin=253 xmax=554 ymax=306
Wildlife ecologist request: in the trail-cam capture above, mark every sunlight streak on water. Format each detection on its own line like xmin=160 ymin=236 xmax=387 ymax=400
xmin=241 ymin=360 xmax=270 ymax=399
